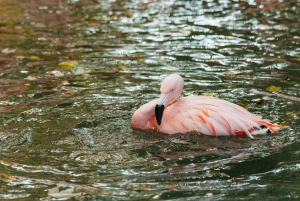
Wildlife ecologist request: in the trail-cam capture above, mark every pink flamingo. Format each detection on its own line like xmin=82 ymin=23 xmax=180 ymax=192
xmin=131 ymin=74 xmax=284 ymax=138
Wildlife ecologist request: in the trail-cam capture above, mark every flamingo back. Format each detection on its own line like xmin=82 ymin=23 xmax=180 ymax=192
xmin=156 ymin=96 xmax=281 ymax=138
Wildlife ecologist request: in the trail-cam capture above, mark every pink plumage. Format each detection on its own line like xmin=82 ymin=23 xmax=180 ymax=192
xmin=131 ymin=74 xmax=284 ymax=138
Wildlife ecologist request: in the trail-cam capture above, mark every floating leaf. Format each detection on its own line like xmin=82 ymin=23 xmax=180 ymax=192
xmin=24 ymin=74 xmax=37 ymax=81
xmin=71 ymin=67 xmax=90 ymax=75
xmin=58 ymin=61 xmax=79 ymax=70
xmin=1 ymin=48 xmax=16 ymax=54
xmin=182 ymin=28 xmax=193 ymax=32
xmin=282 ymin=76 xmax=290 ymax=82
xmin=12 ymin=55 xmax=25 ymax=59
xmin=201 ymin=92 xmax=218 ymax=97
xmin=29 ymin=56 xmax=40 ymax=61
xmin=163 ymin=183 xmax=178 ymax=189
xmin=232 ymin=177 xmax=244 ymax=183
xmin=205 ymin=193 xmax=214 ymax=197
xmin=59 ymin=87 xmax=77 ymax=94
xmin=293 ymin=57 xmax=300 ymax=61
xmin=0 ymin=101 xmax=18 ymax=106
xmin=124 ymin=11 xmax=134 ymax=17
xmin=251 ymin=98 xmax=265 ymax=104
xmin=171 ymin=139 xmax=191 ymax=144
xmin=266 ymin=85 xmax=281 ymax=92
xmin=90 ymin=22 xmax=100 ymax=27
xmin=69 ymin=81 xmax=89 ymax=87
xmin=41 ymin=86 xmax=57 ymax=90
xmin=226 ymin=70 xmax=241 ymax=75
xmin=48 ymin=70 xmax=64 ymax=77
xmin=81 ymin=73 xmax=90 ymax=77
xmin=0 ymin=173 xmax=15 ymax=183
xmin=48 ymin=187 xmax=81 ymax=199
xmin=106 ymin=70 xmax=117 ymax=74
xmin=289 ymin=112 xmax=297 ymax=117
xmin=139 ymin=184 xmax=156 ymax=189
xmin=279 ymin=121 xmax=289 ymax=126
xmin=210 ymin=61 xmax=222 ymax=66
xmin=118 ymin=65 xmax=129 ymax=71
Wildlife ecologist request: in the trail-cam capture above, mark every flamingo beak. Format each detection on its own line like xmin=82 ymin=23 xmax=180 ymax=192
xmin=156 ymin=93 xmax=169 ymax=125
xmin=155 ymin=104 xmax=164 ymax=125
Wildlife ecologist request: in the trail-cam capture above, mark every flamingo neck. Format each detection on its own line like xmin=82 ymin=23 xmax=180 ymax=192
xmin=132 ymin=100 xmax=157 ymax=130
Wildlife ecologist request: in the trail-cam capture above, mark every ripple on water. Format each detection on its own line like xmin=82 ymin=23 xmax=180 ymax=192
xmin=0 ymin=0 xmax=299 ymax=200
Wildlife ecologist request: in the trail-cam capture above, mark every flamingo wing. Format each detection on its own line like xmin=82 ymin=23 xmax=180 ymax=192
xmin=159 ymin=96 xmax=277 ymax=138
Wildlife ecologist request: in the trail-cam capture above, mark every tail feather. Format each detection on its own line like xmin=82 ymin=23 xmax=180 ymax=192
xmin=234 ymin=121 xmax=285 ymax=137
xmin=256 ymin=121 xmax=285 ymax=133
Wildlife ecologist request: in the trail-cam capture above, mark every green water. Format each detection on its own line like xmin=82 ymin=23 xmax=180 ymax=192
xmin=0 ymin=0 xmax=299 ymax=200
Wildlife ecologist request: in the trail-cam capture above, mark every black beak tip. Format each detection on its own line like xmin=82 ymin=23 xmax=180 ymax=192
xmin=155 ymin=104 xmax=164 ymax=125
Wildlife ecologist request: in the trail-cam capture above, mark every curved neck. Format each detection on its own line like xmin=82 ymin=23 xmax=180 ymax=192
xmin=132 ymin=100 xmax=157 ymax=130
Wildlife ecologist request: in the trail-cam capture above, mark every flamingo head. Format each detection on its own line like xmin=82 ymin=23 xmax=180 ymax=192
xmin=155 ymin=74 xmax=184 ymax=125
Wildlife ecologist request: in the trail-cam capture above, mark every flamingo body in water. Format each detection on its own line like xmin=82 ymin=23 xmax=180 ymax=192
xmin=131 ymin=74 xmax=284 ymax=138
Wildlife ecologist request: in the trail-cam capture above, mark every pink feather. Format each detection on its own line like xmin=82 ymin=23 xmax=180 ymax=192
xmin=131 ymin=74 xmax=285 ymax=138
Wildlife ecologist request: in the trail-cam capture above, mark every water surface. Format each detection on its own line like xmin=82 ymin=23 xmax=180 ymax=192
xmin=0 ymin=0 xmax=300 ymax=200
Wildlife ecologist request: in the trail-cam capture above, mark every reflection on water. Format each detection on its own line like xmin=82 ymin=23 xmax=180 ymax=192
xmin=0 ymin=0 xmax=299 ymax=200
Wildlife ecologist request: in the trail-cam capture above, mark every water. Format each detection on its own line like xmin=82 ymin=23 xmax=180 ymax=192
xmin=0 ymin=0 xmax=299 ymax=200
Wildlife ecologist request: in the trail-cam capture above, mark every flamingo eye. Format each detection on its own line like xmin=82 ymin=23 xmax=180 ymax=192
xmin=171 ymin=89 xmax=174 ymax=92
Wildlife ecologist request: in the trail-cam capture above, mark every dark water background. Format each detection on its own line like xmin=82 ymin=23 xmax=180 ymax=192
xmin=0 ymin=0 xmax=299 ymax=200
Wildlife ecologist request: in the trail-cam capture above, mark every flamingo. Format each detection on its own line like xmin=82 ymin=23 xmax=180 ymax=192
xmin=131 ymin=74 xmax=284 ymax=138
